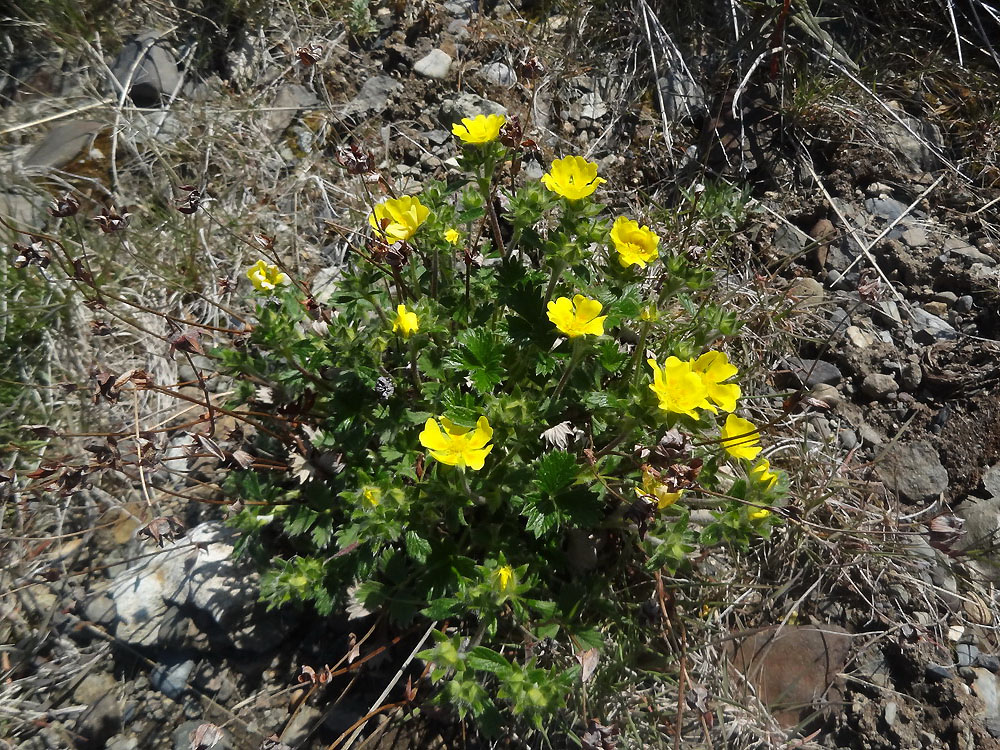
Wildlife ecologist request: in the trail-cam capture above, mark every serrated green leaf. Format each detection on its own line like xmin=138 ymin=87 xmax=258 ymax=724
xmin=422 ymin=597 xmax=462 ymax=618
xmin=535 ymin=451 xmax=578 ymax=496
xmin=405 ymin=530 xmax=432 ymax=562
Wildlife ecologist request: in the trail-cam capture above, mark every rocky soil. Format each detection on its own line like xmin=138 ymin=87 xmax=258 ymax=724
xmin=5 ymin=1 xmax=1000 ymax=748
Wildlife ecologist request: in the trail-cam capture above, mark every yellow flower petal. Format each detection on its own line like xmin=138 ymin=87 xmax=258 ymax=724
xmin=610 ymin=216 xmax=660 ymax=268
xmin=692 ymin=351 xmax=741 ymax=413
xmin=452 ymin=114 xmax=506 ymax=144
xmin=647 ymin=357 xmax=711 ymax=419
xmin=419 ymin=415 xmax=494 ymax=471
xmin=750 ymin=459 xmax=778 ymax=490
xmin=246 ymin=259 xmax=291 ymax=292
xmin=546 ymin=295 xmax=607 ymax=338
xmin=392 ymin=304 xmax=420 ymax=338
xmin=369 ymin=195 xmax=430 ymax=245
xmin=720 ymin=414 xmax=762 ymax=461
xmin=540 ymin=155 xmax=606 ymax=200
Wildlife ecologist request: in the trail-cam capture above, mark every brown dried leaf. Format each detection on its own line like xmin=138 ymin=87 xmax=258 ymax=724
xmin=21 ymin=424 xmax=59 ymax=438
xmin=575 ymin=648 xmax=600 ymax=683
xmin=170 ymin=330 xmax=205 ymax=356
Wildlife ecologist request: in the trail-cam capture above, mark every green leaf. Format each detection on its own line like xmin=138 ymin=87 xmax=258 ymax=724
xmin=535 ymin=451 xmax=578 ymax=496
xmin=405 ymin=531 xmax=432 ymax=563
xmin=421 ymin=597 xmax=462 ymax=618
xmin=444 ymin=328 xmax=508 ymax=394
xmin=467 ymin=647 xmax=513 ymax=675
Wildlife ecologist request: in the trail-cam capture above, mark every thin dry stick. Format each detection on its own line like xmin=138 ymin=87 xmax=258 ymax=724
xmin=338 ymin=620 xmax=438 ymax=750
xmin=132 ymin=390 xmax=155 ymax=508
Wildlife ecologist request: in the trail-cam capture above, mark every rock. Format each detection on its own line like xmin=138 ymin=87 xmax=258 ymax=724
xmin=864 ymin=195 xmax=910 ymax=222
xmin=945 ymin=237 xmax=996 ymax=267
xmin=439 ymin=93 xmax=506 ymax=127
xmin=443 ymin=0 xmax=476 ymax=17
xmin=908 ymin=307 xmax=958 ymax=343
xmin=656 ymin=70 xmax=707 ymax=123
xmin=74 ymin=693 xmax=123 ymax=750
xmin=106 ymin=735 xmax=139 ymax=750
xmin=73 ymin=672 xmax=119 ymax=705
xmin=883 ymin=106 xmax=944 ymax=171
xmin=344 ymin=75 xmax=401 ymax=117
xmin=281 ymin=705 xmax=323 ymax=746
xmin=23 ymin=120 xmax=105 ymax=168
xmin=972 ymin=669 xmax=1000 ymax=724
xmin=956 ymin=295 xmax=974 ymax=312
xmin=727 ymin=624 xmax=851 ymax=727
xmin=413 ymin=49 xmax=452 ymax=79
xmin=846 ymin=325 xmax=873 ymax=349
xmin=264 ymin=84 xmax=319 ymax=135
xmin=873 ymin=300 xmax=903 ymax=329
xmin=884 ymin=700 xmax=898 ymax=727
xmin=810 ymin=383 xmax=842 ymax=407
xmin=109 ymin=31 xmax=180 ymax=107
xmin=788 ymin=277 xmax=824 ymax=306
xmin=173 ymin=720 xmax=231 ymax=750
xmin=923 ymin=301 xmax=949 ymax=317
xmin=901 ymin=227 xmax=929 ymax=248
xmin=879 ymin=440 xmax=948 ymax=501
xmin=785 ymin=357 xmax=842 ymax=387
xmin=151 ymin=656 xmax=195 ymax=699
xmin=976 ymin=654 xmax=1000 ymax=673
xmin=901 ymin=362 xmax=922 ymax=390
xmin=861 ymin=373 xmax=899 ymax=400
xmin=839 ymin=428 xmax=858 ymax=450
xmin=773 ymin=223 xmax=810 ymax=258
xmin=958 ymin=642 xmax=981 ymax=667
xmin=92 ymin=522 xmax=291 ymax=651
xmin=569 ymin=91 xmax=607 ymax=123
xmin=479 ymin=62 xmax=517 ymax=88
xmin=984 ymin=463 xmax=1000 ymax=498
xmin=925 ymin=664 xmax=952 ymax=682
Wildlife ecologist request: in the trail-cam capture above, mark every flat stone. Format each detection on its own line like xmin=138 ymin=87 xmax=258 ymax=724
xmin=74 ymin=693 xmax=123 ymax=750
xmin=861 ymin=373 xmax=899 ymax=400
xmin=879 ymin=440 xmax=948 ymax=501
xmin=945 ymin=237 xmax=996 ymax=267
xmin=23 ymin=120 xmax=104 ymax=168
xmin=773 ymin=223 xmax=810 ymax=257
xmin=923 ymin=301 xmax=949 ymax=317
xmin=264 ymin=84 xmax=320 ymax=135
xmin=810 ymin=383 xmax=842 ymax=407
xmin=873 ymin=300 xmax=903 ymax=329
xmin=972 ymin=668 xmax=1000 ymax=722
xmin=109 ymin=31 xmax=180 ymax=107
xmin=901 ymin=227 xmax=929 ymax=248
xmin=95 ymin=522 xmax=291 ymax=651
xmin=344 ymin=75 xmax=401 ymax=117
xmin=727 ymin=624 xmax=851 ymax=728
xmin=414 ymin=49 xmax=452 ymax=79
xmin=151 ymin=657 xmax=195 ymax=699
xmin=908 ymin=307 xmax=958 ymax=343
xmin=479 ymin=62 xmax=517 ymax=88
xmin=984 ymin=463 xmax=1000 ymax=498
xmin=656 ymin=70 xmax=707 ymax=123
xmin=864 ymin=195 xmax=909 ymax=222
xmin=884 ymin=107 xmax=944 ymax=171
xmin=845 ymin=325 xmax=873 ymax=349
xmin=439 ymin=93 xmax=506 ymax=127
xmin=788 ymin=277 xmax=825 ymax=306
xmin=785 ymin=357 xmax=842 ymax=387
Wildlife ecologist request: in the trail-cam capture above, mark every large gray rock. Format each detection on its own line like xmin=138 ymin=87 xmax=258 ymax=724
xmin=656 ymin=70 xmax=707 ymax=123
xmin=87 ymin=522 xmax=290 ymax=651
xmin=879 ymin=440 xmax=948 ymax=502
xmin=439 ymin=93 xmax=506 ymax=127
xmin=883 ymin=107 xmax=944 ymax=172
xmin=479 ymin=62 xmax=517 ymax=88
xmin=109 ymin=31 xmax=180 ymax=107
xmin=23 ymin=120 xmax=104 ymax=168
xmin=264 ymin=84 xmax=320 ymax=135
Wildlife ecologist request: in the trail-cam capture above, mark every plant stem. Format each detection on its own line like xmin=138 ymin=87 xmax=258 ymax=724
xmin=624 ymin=321 xmax=652 ymax=387
xmin=408 ymin=339 xmax=421 ymax=390
xmin=542 ymin=258 xmax=566 ymax=306
xmin=547 ymin=338 xmax=585 ymax=410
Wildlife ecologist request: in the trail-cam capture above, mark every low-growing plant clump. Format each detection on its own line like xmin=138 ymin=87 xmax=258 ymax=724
xmin=213 ymin=113 xmax=787 ymax=735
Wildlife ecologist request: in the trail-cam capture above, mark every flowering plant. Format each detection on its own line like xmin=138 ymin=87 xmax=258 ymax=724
xmin=213 ymin=115 xmax=782 ymax=739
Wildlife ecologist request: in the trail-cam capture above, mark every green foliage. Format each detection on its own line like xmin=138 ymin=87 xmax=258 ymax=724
xmin=217 ymin=133 xmax=784 ymax=739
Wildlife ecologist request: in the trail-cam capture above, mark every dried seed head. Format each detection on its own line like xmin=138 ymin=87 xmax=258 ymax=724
xmin=175 ymin=185 xmax=203 ymax=214
xmin=336 ymin=142 xmax=375 ymax=175
xmin=48 ymin=192 xmax=81 ymax=217
xmin=93 ymin=206 xmax=132 ymax=233
xmin=295 ymin=43 xmax=323 ymax=66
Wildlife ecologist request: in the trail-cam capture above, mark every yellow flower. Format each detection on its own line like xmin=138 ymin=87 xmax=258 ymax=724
xmin=445 ymin=228 xmax=461 ymax=244
xmin=246 ymin=259 xmax=290 ymax=292
xmin=368 ymin=195 xmax=430 ymax=244
xmin=546 ymin=294 xmax=607 ymax=338
xmin=419 ymin=416 xmax=494 ymax=470
xmin=451 ymin=114 xmax=506 ymax=144
xmin=691 ymin=351 xmax=741 ymax=413
xmin=647 ymin=357 xmax=711 ymax=419
xmin=749 ymin=507 xmax=772 ymax=521
xmin=392 ymin=304 xmax=420 ymax=338
xmin=635 ymin=485 xmax=684 ymax=510
xmin=494 ymin=564 xmax=516 ymax=593
xmin=720 ymin=414 xmax=763 ymax=461
xmin=640 ymin=305 xmax=659 ymax=322
xmin=540 ymin=155 xmax=606 ymax=200
xmin=750 ymin=459 xmax=778 ymax=490
xmin=362 ymin=487 xmax=381 ymax=507
xmin=610 ymin=216 xmax=660 ymax=268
